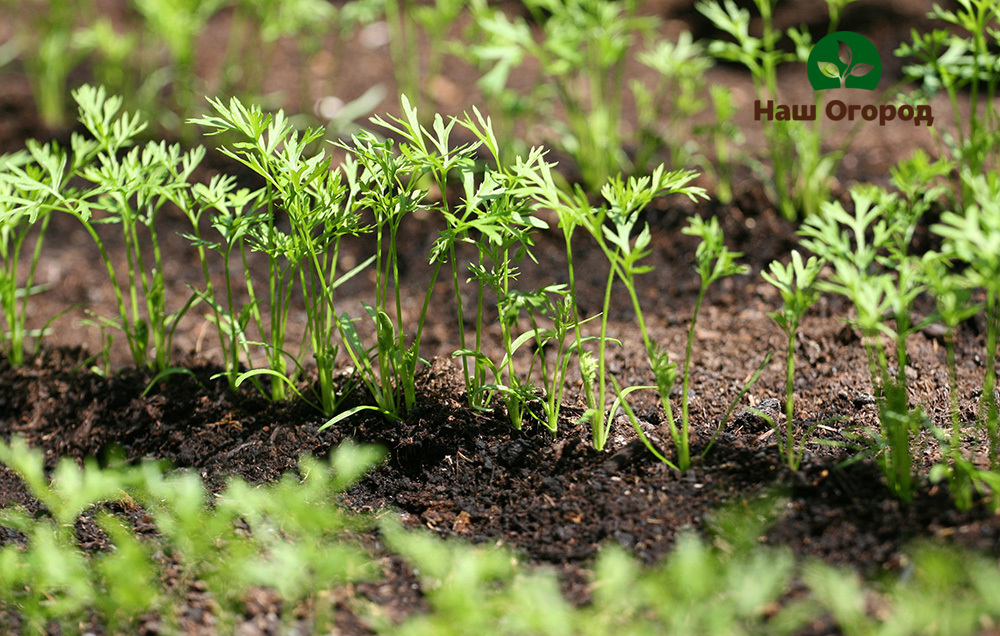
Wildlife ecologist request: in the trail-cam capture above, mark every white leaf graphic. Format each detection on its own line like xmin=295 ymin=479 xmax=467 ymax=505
xmin=819 ymin=62 xmax=841 ymax=79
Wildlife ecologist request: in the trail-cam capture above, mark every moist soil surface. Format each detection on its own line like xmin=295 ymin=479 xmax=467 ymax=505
xmin=2 ymin=1 xmax=998 ymax=634
xmin=4 ymin=194 xmax=999 ymax=634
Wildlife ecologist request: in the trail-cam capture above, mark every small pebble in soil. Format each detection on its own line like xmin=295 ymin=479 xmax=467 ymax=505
xmin=852 ymin=392 xmax=876 ymax=408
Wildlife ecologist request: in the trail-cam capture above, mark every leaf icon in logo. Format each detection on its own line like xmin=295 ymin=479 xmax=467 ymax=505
xmin=838 ymin=41 xmax=852 ymax=67
xmin=819 ymin=62 xmax=841 ymax=79
xmin=848 ymin=63 xmax=874 ymax=77
xmin=807 ymin=31 xmax=881 ymax=91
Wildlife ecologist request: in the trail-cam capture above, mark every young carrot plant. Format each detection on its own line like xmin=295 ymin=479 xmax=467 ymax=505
xmin=921 ymin=252 xmax=1000 ymax=510
xmin=338 ymin=112 xmax=451 ymax=415
xmin=761 ymin=250 xmax=824 ymax=469
xmin=460 ymin=240 xmax=549 ymax=430
xmin=515 ymin=286 xmax=598 ymax=433
xmin=509 ymin=150 xmax=609 ymax=435
xmin=177 ymin=174 xmax=285 ymax=396
xmin=584 ymin=168 xmax=732 ymax=469
xmin=800 ymin=185 xmax=927 ymax=500
xmin=0 ymin=150 xmax=58 ymax=365
xmin=514 ymin=157 xmax=752 ymax=462
xmin=603 ymin=209 xmax=764 ymax=469
xmin=195 ymin=99 xmax=371 ymax=415
xmin=896 ymin=0 xmax=1000 ymax=193
xmin=440 ymin=109 xmax=556 ymax=425
xmin=933 ymin=172 xmax=1000 ymax=471
xmin=10 ymin=1 xmax=94 ymax=128
xmin=194 ymin=96 xmax=371 ymax=414
xmin=450 ymin=157 xmax=548 ymax=428
xmin=697 ymin=0 xmax=854 ymax=218
xmin=335 ymin=136 xmax=421 ymax=419
xmin=632 ymin=32 xmax=713 ymax=175
xmin=673 ymin=213 xmax=750 ymax=467
xmin=3 ymin=86 xmax=201 ymax=372
xmin=76 ymin=131 xmax=205 ymax=374
xmin=462 ymin=0 xmax=657 ymax=191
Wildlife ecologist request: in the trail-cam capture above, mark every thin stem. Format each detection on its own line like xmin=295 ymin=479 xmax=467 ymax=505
xmin=679 ymin=287 xmax=709 ymax=469
xmin=17 ymin=212 xmax=51 ymax=364
xmin=945 ymin=328 xmax=963 ymax=462
xmin=408 ymin=258 xmax=444 ymax=410
xmin=474 ymin=270 xmax=486 ymax=406
xmin=622 ymin=272 xmax=680 ymax=455
xmin=75 ymin=214 xmax=132 ymax=363
xmin=564 ymin=229 xmax=594 ymax=412
xmin=500 ymin=245 xmax=521 ymax=429
xmin=527 ymin=308 xmax=547 ymax=402
xmin=449 ymin=248 xmax=472 ymax=400
xmin=4 ymin=230 xmax=25 ymax=365
xmin=190 ymin=209 xmax=225 ymax=372
xmin=148 ymin=207 xmax=169 ymax=370
xmin=120 ymin=200 xmax=144 ymax=364
xmin=593 ymin=261 xmax=616 ymax=450
xmin=784 ymin=327 xmax=797 ymax=468
xmin=240 ymin=241 xmax=262 ymax=371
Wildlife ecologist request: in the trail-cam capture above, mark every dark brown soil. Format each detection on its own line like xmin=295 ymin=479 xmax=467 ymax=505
xmin=2 ymin=1 xmax=997 ymax=634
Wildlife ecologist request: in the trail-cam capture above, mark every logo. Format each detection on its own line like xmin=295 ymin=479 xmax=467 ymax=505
xmin=807 ymin=32 xmax=881 ymax=91
xmin=754 ymin=30 xmax=933 ymax=126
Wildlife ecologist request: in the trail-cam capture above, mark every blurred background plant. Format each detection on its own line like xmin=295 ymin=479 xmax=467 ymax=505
xmin=896 ymin=0 xmax=1000 ymax=208
xmin=0 ymin=0 xmax=384 ymax=137
xmin=696 ymin=0 xmax=862 ymax=219
xmin=462 ymin=0 xmax=718 ymax=192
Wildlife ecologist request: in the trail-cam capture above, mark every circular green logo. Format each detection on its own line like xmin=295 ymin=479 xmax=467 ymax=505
xmin=807 ymin=31 xmax=881 ymax=91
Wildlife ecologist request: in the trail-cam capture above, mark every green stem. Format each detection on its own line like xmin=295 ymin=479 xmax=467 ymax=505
xmin=189 ymin=208 xmax=225 ymax=374
xmin=564 ymin=229 xmax=595 ymax=413
xmin=622 ymin=272 xmax=680 ymax=458
xmin=527 ymin=309 xmax=546 ymax=403
xmin=240 ymin=241 xmax=262 ymax=370
xmin=75 ymin=214 xmax=132 ymax=363
xmin=120 ymin=200 xmax=145 ymax=366
xmin=14 ymin=212 xmax=51 ymax=364
xmin=221 ymin=245 xmax=239 ymax=385
xmin=593 ymin=261 xmax=616 ymax=450
xmin=449 ymin=248 xmax=472 ymax=401
xmin=895 ymin=308 xmax=911 ymax=391
xmin=679 ymin=287 xmax=708 ymax=470
xmin=475 ymin=270 xmax=486 ymax=407
xmin=500 ymin=246 xmax=521 ymax=429
xmin=3 ymin=231 xmax=25 ymax=365
xmin=407 ymin=258 xmax=444 ymax=411
xmin=391 ymin=221 xmax=404 ymax=411
xmin=785 ymin=327 xmax=796 ymax=468
xmin=147 ymin=208 xmax=169 ymax=371
xmin=945 ymin=328 xmax=962 ymax=462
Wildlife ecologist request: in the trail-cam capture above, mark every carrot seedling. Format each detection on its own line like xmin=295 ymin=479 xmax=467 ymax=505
xmin=761 ymin=250 xmax=824 ymax=469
